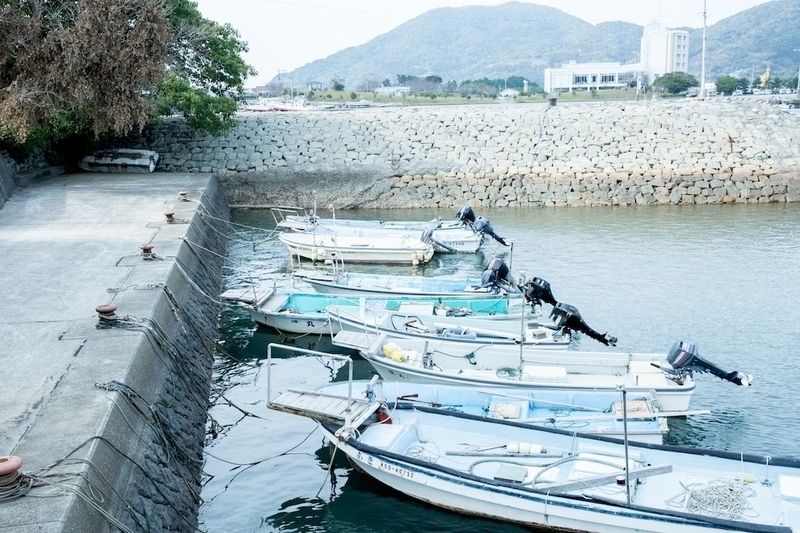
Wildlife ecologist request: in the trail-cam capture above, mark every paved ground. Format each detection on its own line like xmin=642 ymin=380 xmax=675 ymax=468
xmin=0 ymin=172 xmax=214 ymax=531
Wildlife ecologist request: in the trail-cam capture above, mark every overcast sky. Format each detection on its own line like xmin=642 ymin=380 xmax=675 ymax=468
xmin=193 ymin=0 xmax=773 ymax=86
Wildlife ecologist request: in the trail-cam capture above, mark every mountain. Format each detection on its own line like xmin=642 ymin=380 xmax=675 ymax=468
xmin=688 ymin=0 xmax=800 ymax=82
xmin=279 ymin=0 xmax=800 ymax=89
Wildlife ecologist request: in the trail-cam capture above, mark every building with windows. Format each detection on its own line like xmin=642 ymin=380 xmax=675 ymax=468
xmin=641 ymin=23 xmax=690 ymax=84
xmin=543 ymin=61 xmax=639 ymax=94
xmin=543 ymin=23 xmax=689 ymax=94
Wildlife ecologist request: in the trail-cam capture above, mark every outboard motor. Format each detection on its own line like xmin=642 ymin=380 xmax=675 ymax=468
xmin=473 ymin=216 xmax=510 ymax=246
xmin=455 ymin=205 xmax=477 ymax=225
xmin=480 ymin=258 xmax=518 ymax=293
xmin=523 ymin=277 xmax=558 ymax=307
xmin=550 ymin=302 xmax=617 ymax=346
xmin=666 ymin=341 xmax=752 ymax=386
xmin=421 ymin=228 xmax=457 ymax=254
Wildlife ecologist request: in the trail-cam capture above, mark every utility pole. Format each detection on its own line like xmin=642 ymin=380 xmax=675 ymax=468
xmin=700 ymin=0 xmax=707 ymax=98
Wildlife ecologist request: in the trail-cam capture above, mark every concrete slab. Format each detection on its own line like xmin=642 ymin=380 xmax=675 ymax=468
xmin=0 ymin=172 xmax=220 ymax=532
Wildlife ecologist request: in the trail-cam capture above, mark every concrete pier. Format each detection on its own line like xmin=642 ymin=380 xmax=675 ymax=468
xmin=0 ymin=172 xmax=229 ymax=532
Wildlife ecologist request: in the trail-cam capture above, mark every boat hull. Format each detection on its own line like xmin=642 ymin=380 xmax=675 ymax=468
xmin=303 ymin=224 xmax=483 ymax=254
xmin=357 ymin=338 xmax=695 ymax=413
xmin=319 ymin=381 xmax=668 ymax=443
xmin=279 ymin=233 xmax=434 ymax=265
xmin=297 ymin=271 xmax=514 ymax=299
xmin=329 ymin=306 xmax=573 ymax=355
xmin=317 ymin=408 xmax=799 ymax=533
xmin=248 ymin=292 xmax=532 ymax=335
xmin=323 ymin=427 xmax=790 ymax=533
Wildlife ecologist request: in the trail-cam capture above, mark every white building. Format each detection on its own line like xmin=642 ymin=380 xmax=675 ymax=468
xmin=543 ymin=23 xmax=689 ymax=94
xmin=543 ymin=61 xmax=639 ymax=94
xmin=641 ymin=23 xmax=690 ymax=84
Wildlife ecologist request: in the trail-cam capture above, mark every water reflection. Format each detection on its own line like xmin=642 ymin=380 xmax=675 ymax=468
xmin=266 ymin=446 xmax=534 ymax=533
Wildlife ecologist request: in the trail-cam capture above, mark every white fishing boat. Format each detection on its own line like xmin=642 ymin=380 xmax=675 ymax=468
xmin=324 ymin=270 xmax=623 ymax=360
xmin=247 ymin=290 xmax=535 ymax=335
xmin=296 ymin=269 xmax=511 ymax=298
xmin=279 ymin=232 xmax=434 ymax=265
xmin=318 ymin=379 xmax=672 ymax=443
xmin=277 ymin=214 xmax=463 ymax=232
xmin=340 ymin=334 xmax=754 ymax=412
xmin=328 ymin=304 xmax=573 ymax=353
xmin=276 ymin=204 xmax=511 ymax=249
xmin=295 ymin=257 xmax=522 ymax=298
xmin=266 ymin=346 xmax=795 ymax=533
xmin=300 ymin=224 xmax=484 ymax=254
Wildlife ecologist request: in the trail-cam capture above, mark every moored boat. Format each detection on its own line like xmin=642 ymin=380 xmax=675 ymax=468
xmin=295 ymin=257 xmax=522 ymax=298
xmin=279 ymin=232 xmax=435 ymax=265
xmin=318 ymin=379 xmax=671 ymax=444
xmin=276 ymin=204 xmax=510 ymax=248
xmin=247 ymin=290 xmax=536 ymax=335
xmin=265 ymin=345 xmax=793 ymax=533
xmin=300 ymin=223 xmax=484 ymax=254
xmin=319 ymin=406 xmax=800 ymax=533
xmin=341 ymin=335 xmax=752 ymax=413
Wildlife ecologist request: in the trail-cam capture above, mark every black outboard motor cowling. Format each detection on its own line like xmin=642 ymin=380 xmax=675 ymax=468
xmin=455 ymin=205 xmax=476 ymax=225
xmin=523 ymin=277 xmax=558 ymax=307
xmin=666 ymin=341 xmax=752 ymax=386
xmin=480 ymin=258 xmax=518 ymax=293
xmin=473 ymin=216 xmax=510 ymax=246
xmin=550 ymin=303 xmax=617 ymax=346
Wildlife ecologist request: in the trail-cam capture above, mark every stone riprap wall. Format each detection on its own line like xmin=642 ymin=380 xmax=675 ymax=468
xmin=122 ymin=99 xmax=800 ymax=208
xmin=1 ymin=147 xmax=62 ymax=209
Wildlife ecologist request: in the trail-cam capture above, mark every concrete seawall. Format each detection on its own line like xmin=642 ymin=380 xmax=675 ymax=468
xmin=120 ymin=98 xmax=800 ymax=208
xmin=0 ymin=173 xmax=228 ymax=531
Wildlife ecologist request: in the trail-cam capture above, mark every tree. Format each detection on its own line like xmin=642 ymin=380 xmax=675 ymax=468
xmin=768 ymin=76 xmax=784 ymax=90
xmin=155 ymin=0 xmax=255 ymax=135
xmin=0 ymin=0 xmax=254 ymax=150
xmin=716 ymin=75 xmax=739 ymax=96
xmin=331 ymin=77 xmax=345 ymax=91
xmin=652 ymin=72 xmax=699 ymax=94
xmin=0 ymin=0 xmax=169 ymax=144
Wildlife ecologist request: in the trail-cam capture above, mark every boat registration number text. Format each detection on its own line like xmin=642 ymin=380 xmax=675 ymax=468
xmin=356 ymin=451 xmax=414 ymax=478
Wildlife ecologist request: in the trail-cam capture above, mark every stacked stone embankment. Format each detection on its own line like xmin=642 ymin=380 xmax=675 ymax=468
xmin=121 ymin=98 xmax=800 ymax=208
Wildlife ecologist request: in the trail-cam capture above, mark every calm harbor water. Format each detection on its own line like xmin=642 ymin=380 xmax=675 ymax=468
xmin=200 ymin=203 xmax=800 ymax=533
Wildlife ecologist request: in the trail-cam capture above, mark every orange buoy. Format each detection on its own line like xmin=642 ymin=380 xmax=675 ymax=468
xmin=0 ymin=455 xmax=22 ymax=476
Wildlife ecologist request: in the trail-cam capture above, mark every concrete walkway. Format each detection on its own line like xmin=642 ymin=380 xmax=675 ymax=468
xmin=0 ymin=172 xmax=219 ymax=532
